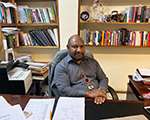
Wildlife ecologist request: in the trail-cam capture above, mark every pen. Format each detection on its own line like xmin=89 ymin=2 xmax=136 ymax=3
xmin=50 ymin=111 xmax=52 ymax=120
xmin=24 ymin=111 xmax=32 ymax=119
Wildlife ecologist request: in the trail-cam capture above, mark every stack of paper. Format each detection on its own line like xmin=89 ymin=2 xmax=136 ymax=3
xmin=0 ymin=96 xmax=55 ymax=120
xmin=26 ymin=62 xmax=48 ymax=73
xmin=26 ymin=61 xmax=48 ymax=80
xmin=24 ymin=98 xmax=55 ymax=120
xmin=136 ymin=68 xmax=150 ymax=85
xmin=53 ymin=97 xmax=85 ymax=120
xmin=137 ymin=68 xmax=150 ymax=77
xmin=133 ymin=69 xmax=150 ymax=99
xmin=0 ymin=96 xmax=26 ymax=120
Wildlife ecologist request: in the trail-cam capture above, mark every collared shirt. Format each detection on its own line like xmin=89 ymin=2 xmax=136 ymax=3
xmin=52 ymin=54 xmax=108 ymax=96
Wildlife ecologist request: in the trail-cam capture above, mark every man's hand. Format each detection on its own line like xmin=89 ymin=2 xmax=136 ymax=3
xmin=94 ymin=96 xmax=106 ymax=104
xmin=85 ymin=89 xmax=107 ymax=104
xmin=85 ymin=90 xmax=95 ymax=98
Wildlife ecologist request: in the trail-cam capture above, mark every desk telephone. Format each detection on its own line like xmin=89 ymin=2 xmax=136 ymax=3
xmin=12 ymin=60 xmax=29 ymax=69
xmin=0 ymin=60 xmax=29 ymax=71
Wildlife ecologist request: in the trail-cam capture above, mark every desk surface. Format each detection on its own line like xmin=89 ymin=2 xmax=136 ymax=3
xmin=128 ymin=75 xmax=150 ymax=106
xmin=1 ymin=94 xmax=150 ymax=120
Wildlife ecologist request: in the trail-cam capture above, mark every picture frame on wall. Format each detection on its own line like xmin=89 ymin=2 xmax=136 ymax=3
xmin=5 ymin=48 xmax=15 ymax=62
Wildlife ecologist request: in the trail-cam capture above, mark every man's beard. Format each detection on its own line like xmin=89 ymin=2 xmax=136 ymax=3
xmin=72 ymin=53 xmax=84 ymax=61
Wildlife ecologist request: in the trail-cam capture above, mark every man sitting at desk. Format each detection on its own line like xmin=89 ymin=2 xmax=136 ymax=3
xmin=53 ymin=34 xmax=108 ymax=104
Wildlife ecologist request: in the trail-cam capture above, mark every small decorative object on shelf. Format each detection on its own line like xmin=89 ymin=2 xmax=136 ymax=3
xmin=80 ymin=11 xmax=89 ymax=21
xmin=90 ymin=0 xmax=105 ymax=22
xmin=106 ymin=11 xmax=125 ymax=22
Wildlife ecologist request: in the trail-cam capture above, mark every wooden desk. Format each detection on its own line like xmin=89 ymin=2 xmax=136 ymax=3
xmin=127 ymin=75 xmax=150 ymax=106
xmin=1 ymin=94 xmax=150 ymax=120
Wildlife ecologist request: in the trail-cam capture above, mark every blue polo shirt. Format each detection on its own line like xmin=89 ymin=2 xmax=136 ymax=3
xmin=52 ymin=54 xmax=108 ymax=96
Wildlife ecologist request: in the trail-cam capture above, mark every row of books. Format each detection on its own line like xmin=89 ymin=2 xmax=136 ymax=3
xmin=2 ymin=27 xmax=59 ymax=48
xmin=17 ymin=3 xmax=56 ymax=24
xmin=124 ymin=5 xmax=150 ymax=23
xmin=81 ymin=5 xmax=150 ymax=23
xmin=80 ymin=29 xmax=150 ymax=47
xmin=0 ymin=2 xmax=16 ymax=24
xmin=19 ymin=28 xmax=58 ymax=46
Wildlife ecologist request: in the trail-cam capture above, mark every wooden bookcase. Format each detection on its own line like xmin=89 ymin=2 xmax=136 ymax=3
xmin=0 ymin=0 xmax=60 ymax=61
xmin=0 ymin=0 xmax=60 ymax=51
xmin=79 ymin=0 xmax=150 ymax=48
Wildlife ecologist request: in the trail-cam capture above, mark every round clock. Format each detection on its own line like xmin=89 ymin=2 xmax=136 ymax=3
xmin=80 ymin=11 xmax=89 ymax=21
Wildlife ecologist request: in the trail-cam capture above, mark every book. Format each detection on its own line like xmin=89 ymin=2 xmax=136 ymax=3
xmin=137 ymin=68 xmax=150 ymax=77
xmin=17 ymin=5 xmax=29 ymax=23
xmin=32 ymin=67 xmax=48 ymax=75
xmin=28 ymin=65 xmax=48 ymax=73
xmin=26 ymin=61 xmax=48 ymax=74
xmin=32 ymin=74 xmax=47 ymax=81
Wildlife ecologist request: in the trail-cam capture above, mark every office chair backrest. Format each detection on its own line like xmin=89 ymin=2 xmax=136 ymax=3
xmin=48 ymin=49 xmax=119 ymax=100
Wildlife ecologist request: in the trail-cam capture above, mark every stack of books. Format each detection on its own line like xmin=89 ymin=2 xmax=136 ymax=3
xmin=26 ymin=61 xmax=48 ymax=81
xmin=136 ymin=68 xmax=150 ymax=99
xmin=136 ymin=68 xmax=150 ymax=85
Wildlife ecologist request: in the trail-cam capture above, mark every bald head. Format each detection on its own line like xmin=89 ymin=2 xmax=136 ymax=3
xmin=67 ymin=34 xmax=85 ymax=63
xmin=67 ymin=34 xmax=84 ymax=47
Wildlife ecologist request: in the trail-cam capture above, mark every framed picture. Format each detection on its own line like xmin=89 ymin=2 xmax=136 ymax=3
xmin=5 ymin=48 xmax=15 ymax=62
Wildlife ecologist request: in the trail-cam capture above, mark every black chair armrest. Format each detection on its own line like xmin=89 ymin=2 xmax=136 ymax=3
xmin=108 ymin=85 xmax=119 ymax=100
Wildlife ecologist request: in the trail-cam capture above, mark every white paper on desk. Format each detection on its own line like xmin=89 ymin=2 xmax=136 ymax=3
xmin=53 ymin=97 xmax=85 ymax=120
xmin=9 ymin=105 xmax=26 ymax=120
xmin=0 ymin=96 xmax=11 ymax=107
xmin=0 ymin=96 xmax=11 ymax=119
xmin=137 ymin=68 xmax=150 ymax=76
xmin=0 ymin=105 xmax=26 ymax=120
xmin=102 ymin=114 xmax=148 ymax=120
xmin=0 ymin=96 xmax=25 ymax=120
xmin=24 ymin=98 xmax=55 ymax=120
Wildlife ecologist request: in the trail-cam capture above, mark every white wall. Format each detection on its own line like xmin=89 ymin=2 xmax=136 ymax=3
xmin=58 ymin=0 xmax=79 ymax=49
xmin=86 ymin=47 xmax=150 ymax=92
xmin=95 ymin=53 xmax=150 ymax=91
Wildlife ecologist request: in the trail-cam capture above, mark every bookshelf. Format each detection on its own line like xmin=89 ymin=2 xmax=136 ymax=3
xmin=0 ymin=0 xmax=60 ymax=60
xmin=79 ymin=0 xmax=150 ymax=48
xmin=15 ymin=0 xmax=60 ymax=48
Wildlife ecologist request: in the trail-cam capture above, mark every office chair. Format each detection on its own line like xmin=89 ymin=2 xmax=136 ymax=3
xmin=48 ymin=49 xmax=119 ymax=100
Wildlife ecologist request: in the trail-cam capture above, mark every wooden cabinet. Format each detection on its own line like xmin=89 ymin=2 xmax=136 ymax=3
xmin=79 ymin=0 xmax=150 ymax=48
